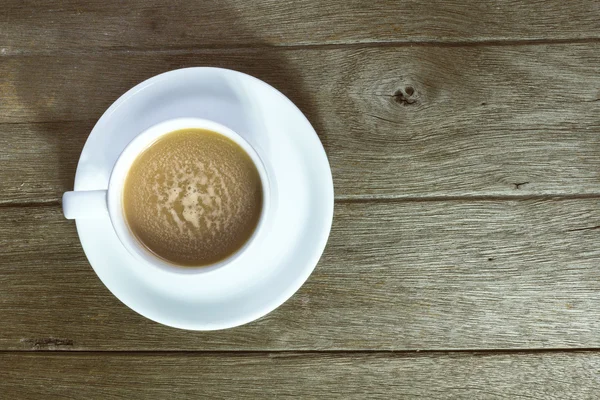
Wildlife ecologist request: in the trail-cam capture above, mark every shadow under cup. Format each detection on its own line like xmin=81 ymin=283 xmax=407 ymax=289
xmin=107 ymin=118 xmax=271 ymax=274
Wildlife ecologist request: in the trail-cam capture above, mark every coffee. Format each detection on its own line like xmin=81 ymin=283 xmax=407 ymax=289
xmin=122 ymin=128 xmax=263 ymax=267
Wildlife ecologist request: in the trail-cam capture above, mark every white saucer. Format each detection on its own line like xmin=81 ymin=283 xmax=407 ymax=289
xmin=73 ymin=68 xmax=333 ymax=330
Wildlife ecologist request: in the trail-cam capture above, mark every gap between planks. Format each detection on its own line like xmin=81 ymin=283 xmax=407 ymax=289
xmin=1 ymin=37 xmax=600 ymax=57
xmin=5 ymin=193 xmax=600 ymax=209
xmin=1 ymin=349 xmax=600 ymax=356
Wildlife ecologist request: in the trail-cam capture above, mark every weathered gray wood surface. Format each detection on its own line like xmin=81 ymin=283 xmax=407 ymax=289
xmin=1 ymin=0 xmax=599 ymax=53
xmin=1 ymin=44 xmax=599 ymax=203
xmin=2 ymin=199 xmax=600 ymax=351
xmin=2 ymin=0 xmax=600 ymax=397
xmin=3 ymin=351 xmax=600 ymax=399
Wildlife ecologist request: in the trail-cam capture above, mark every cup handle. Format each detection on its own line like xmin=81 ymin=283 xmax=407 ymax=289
xmin=62 ymin=190 xmax=108 ymax=220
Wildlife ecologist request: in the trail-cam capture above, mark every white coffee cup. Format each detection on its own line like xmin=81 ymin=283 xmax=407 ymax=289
xmin=63 ymin=118 xmax=271 ymax=274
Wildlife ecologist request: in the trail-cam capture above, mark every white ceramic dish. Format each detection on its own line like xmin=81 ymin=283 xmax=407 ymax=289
xmin=71 ymin=67 xmax=334 ymax=330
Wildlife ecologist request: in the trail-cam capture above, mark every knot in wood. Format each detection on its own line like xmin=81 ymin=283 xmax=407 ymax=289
xmin=393 ymin=86 xmax=417 ymax=105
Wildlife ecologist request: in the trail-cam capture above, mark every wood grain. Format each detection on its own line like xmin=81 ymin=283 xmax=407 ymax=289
xmin=1 ymin=44 xmax=599 ymax=203
xmin=2 ymin=351 xmax=600 ymax=399
xmin=2 ymin=199 xmax=600 ymax=351
xmin=1 ymin=0 xmax=599 ymax=53
xmin=3 ymin=1 xmax=600 ymax=396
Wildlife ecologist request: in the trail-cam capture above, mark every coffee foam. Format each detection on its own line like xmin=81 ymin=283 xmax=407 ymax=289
xmin=122 ymin=129 xmax=263 ymax=266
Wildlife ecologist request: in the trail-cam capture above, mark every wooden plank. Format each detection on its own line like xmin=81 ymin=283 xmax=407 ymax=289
xmin=1 ymin=44 xmax=599 ymax=203
xmin=2 ymin=199 xmax=600 ymax=351
xmin=1 ymin=0 xmax=599 ymax=52
xmin=2 ymin=351 xmax=600 ymax=399
xmin=0 ymin=122 xmax=92 ymax=205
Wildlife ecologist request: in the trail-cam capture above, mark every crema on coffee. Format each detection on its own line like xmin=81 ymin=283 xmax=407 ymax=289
xmin=122 ymin=128 xmax=263 ymax=267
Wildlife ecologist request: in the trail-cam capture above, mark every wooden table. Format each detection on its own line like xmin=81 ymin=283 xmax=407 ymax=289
xmin=2 ymin=1 xmax=600 ymax=398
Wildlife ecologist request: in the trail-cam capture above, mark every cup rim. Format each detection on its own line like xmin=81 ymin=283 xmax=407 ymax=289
xmin=106 ymin=117 xmax=271 ymax=275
